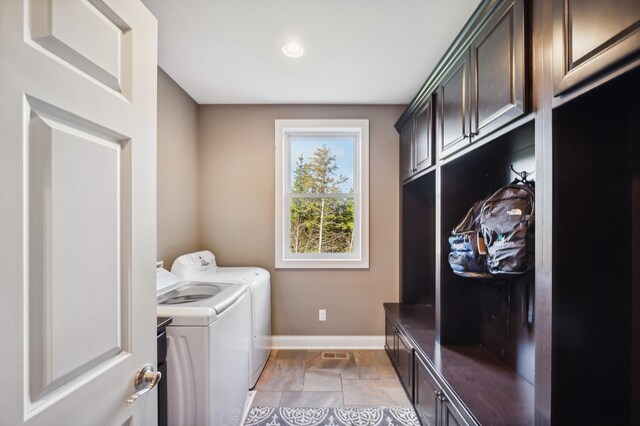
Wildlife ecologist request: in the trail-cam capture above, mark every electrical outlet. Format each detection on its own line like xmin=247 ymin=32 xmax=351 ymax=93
xmin=319 ymin=309 xmax=326 ymax=321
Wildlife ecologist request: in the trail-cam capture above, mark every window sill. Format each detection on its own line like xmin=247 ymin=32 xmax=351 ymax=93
xmin=275 ymin=258 xmax=369 ymax=269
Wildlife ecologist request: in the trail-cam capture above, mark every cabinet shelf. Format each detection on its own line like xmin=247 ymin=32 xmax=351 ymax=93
xmin=439 ymin=113 xmax=535 ymax=167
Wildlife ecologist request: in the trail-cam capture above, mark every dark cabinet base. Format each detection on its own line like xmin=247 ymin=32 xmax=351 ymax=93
xmin=384 ymin=303 xmax=534 ymax=426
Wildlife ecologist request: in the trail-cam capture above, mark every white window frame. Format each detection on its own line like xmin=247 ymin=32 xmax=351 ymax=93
xmin=275 ymin=119 xmax=369 ymax=269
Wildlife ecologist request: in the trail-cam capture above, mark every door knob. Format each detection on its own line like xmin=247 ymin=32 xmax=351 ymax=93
xmin=126 ymin=364 xmax=162 ymax=406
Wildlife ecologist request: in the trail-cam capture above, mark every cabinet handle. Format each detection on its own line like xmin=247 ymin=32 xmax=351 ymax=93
xmin=434 ymin=389 xmax=447 ymax=402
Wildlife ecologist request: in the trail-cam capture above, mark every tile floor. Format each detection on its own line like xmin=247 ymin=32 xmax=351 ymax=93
xmin=251 ymin=350 xmax=412 ymax=408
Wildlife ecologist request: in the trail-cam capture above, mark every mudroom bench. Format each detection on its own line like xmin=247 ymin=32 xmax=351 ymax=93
xmin=384 ymin=303 xmax=534 ymax=426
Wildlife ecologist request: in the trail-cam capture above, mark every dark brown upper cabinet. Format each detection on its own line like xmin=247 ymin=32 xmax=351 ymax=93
xmin=438 ymin=52 xmax=471 ymax=159
xmin=470 ymin=0 xmax=525 ymax=140
xmin=400 ymin=97 xmax=434 ymax=182
xmin=414 ymin=99 xmax=434 ymax=175
xmin=552 ymin=0 xmax=640 ymax=95
xmin=399 ymin=118 xmax=414 ymax=181
xmin=439 ymin=0 xmax=526 ymax=160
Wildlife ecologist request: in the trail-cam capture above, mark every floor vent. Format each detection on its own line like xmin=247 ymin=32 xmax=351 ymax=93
xmin=322 ymin=352 xmax=349 ymax=360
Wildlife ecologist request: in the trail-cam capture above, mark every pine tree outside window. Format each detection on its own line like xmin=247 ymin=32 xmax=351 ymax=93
xmin=275 ymin=120 xmax=369 ymax=268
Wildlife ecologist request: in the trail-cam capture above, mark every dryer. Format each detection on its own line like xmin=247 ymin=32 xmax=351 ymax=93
xmin=171 ymin=250 xmax=271 ymax=388
xmin=156 ymin=268 xmax=250 ymax=426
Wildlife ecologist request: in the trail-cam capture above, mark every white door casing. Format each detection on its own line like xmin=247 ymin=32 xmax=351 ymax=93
xmin=0 ymin=1 xmax=158 ymax=425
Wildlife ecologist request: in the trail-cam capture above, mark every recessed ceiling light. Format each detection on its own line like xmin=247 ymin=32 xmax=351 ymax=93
xmin=282 ymin=42 xmax=304 ymax=58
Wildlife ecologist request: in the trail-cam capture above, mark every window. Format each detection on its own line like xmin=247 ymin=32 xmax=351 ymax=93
xmin=275 ymin=119 xmax=369 ymax=269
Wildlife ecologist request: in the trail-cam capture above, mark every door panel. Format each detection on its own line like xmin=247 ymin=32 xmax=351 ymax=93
xmin=396 ymin=331 xmax=413 ymax=401
xmin=439 ymin=53 xmax=470 ymax=159
xmin=414 ymin=354 xmax=439 ymax=426
xmin=569 ymin=0 xmax=639 ymax=62
xmin=0 ymin=0 xmax=158 ymax=424
xmin=442 ymin=393 xmax=472 ymax=426
xmin=470 ymin=0 xmax=525 ymax=139
xmin=443 ymin=401 xmax=467 ymax=426
xmin=444 ymin=408 xmax=463 ymax=426
xmin=553 ymin=0 xmax=640 ymax=94
xmin=27 ymin=98 xmax=131 ymax=402
xmin=414 ymin=99 xmax=433 ymax=173
xmin=400 ymin=118 xmax=414 ymax=181
xmin=385 ymin=316 xmax=395 ymax=355
xmin=475 ymin=16 xmax=512 ymax=125
xmin=29 ymin=0 xmax=133 ymax=96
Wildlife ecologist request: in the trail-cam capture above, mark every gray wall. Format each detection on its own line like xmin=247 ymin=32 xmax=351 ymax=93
xmin=197 ymin=105 xmax=403 ymax=335
xmin=157 ymin=69 xmax=200 ymax=267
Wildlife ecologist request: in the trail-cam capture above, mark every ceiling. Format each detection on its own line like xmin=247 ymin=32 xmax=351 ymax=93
xmin=142 ymin=0 xmax=481 ymax=105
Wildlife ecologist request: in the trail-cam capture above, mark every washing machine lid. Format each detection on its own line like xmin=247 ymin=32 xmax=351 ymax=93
xmin=156 ymin=282 xmax=247 ymax=326
xmin=156 ymin=268 xmax=182 ymax=294
xmin=175 ymin=264 xmax=269 ymax=288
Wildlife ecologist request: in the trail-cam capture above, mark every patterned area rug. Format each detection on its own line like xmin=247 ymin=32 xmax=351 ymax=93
xmin=244 ymin=406 xmax=420 ymax=426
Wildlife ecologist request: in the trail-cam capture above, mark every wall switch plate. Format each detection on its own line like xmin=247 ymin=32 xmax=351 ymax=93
xmin=319 ymin=309 xmax=326 ymax=321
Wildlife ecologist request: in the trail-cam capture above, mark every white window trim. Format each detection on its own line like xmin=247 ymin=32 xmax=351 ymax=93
xmin=275 ymin=119 xmax=369 ymax=269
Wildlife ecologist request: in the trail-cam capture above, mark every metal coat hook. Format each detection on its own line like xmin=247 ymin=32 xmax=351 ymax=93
xmin=510 ymin=164 xmax=535 ymax=185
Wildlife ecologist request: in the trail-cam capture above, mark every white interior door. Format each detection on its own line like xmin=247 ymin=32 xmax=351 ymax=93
xmin=0 ymin=1 xmax=158 ymax=424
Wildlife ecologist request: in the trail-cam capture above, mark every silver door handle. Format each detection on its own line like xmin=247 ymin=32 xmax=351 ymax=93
xmin=126 ymin=364 xmax=161 ymax=406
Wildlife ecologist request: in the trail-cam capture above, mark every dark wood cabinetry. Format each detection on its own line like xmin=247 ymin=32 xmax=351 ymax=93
xmin=438 ymin=53 xmax=471 ymax=158
xmin=399 ymin=118 xmax=414 ymax=181
xmin=392 ymin=0 xmax=640 ymax=424
xmin=414 ymin=354 xmax=439 ymax=426
xmin=396 ymin=331 xmax=413 ymax=399
xmin=414 ymin=100 xmax=434 ymax=174
xmin=470 ymin=0 xmax=526 ymax=140
xmin=549 ymin=69 xmax=640 ymax=426
xmin=385 ymin=317 xmax=414 ymax=401
xmin=385 ymin=304 xmax=533 ymax=426
xmin=401 ymin=174 xmax=435 ymax=305
xmin=552 ymin=0 xmax=640 ymax=95
xmin=442 ymin=403 xmax=465 ymax=426
xmin=400 ymin=98 xmax=434 ymax=181
xmin=438 ymin=0 xmax=526 ymax=159
xmin=415 ymin=352 xmax=471 ymax=426
xmin=385 ymin=316 xmax=395 ymax=355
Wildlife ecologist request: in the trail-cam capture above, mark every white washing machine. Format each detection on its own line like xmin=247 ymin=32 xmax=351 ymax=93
xmin=171 ymin=250 xmax=271 ymax=389
xmin=156 ymin=268 xmax=250 ymax=426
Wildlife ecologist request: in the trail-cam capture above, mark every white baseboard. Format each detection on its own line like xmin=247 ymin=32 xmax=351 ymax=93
xmin=271 ymin=335 xmax=385 ymax=350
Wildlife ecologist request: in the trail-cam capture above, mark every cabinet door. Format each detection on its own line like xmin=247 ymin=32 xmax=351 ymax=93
xmin=396 ymin=331 xmax=414 ymax=401
xmin=400 ymin=117 xmax=414 ymax=181
xmin=442 ymin=399 xmax=469 ymax=426
xmin=414 ymin=98 xmax=434 ymax=173
xmin=414 ymin=354 xmax=440 ymax=426
xmin=553 ymin=0 xmax=640 ymax=95
xmin=438 ymin=52 xmax=471 ymax=159
xmin=470 ymin=0 xmax=525 ymax=140
xmin=385 ymin=316 xmax=395 ymax=356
